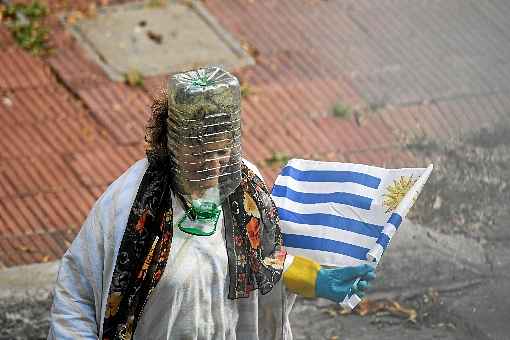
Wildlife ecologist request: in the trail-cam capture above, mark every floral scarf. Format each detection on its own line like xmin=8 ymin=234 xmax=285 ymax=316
xmin=101 ymin=160 xmax=286 ymax=340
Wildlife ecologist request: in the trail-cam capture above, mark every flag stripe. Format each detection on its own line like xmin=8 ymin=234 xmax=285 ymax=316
xmin=285 ymin=247 xmax=367 ymax=268
xmin=377 ymin=233 xmax=391 ymax=249
xmin=275 ymin=175 xmax=379 ymax=196
xmin=282 ymin=220 xmax=378 ymax=249
xmin=278 ymin=208 xmax=382 ymax=238
xmin=283 ymin=234 xmax=369 ymax=260
xmin=272 ymin=185 xmax=372 ymax=210
xmin=280 ymin=166 xmax=381 ymax=189
xmin=272 ymin=196 xmax=388 ymax=227
xmin=388 ymin=213 xmax=403 ymax=229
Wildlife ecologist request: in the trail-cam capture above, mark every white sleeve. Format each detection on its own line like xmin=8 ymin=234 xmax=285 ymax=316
xmin=47 ymin=158 xmax=148 ymax=340
xmin=258 ymin=279 xmax=297 ymax=340
xmin=283 ymin=254 xmax=294 ymax=273
xmin=47 ymin=203 xmax=104 ymax=340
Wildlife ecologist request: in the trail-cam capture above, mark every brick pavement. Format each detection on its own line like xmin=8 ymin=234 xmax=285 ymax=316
xmin=1 ymin=0 xmax=510 ymax=267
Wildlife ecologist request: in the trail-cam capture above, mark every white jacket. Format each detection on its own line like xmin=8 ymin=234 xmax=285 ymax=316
xmin=47 ymin=159 xmax=296 ymax=340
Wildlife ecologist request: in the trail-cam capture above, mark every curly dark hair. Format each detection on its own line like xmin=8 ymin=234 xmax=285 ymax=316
xmin=144 ymin=89 xmax=170 ymax=164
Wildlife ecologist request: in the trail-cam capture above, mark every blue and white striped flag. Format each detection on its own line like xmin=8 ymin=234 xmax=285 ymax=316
xmin=272 ymin=159 xmax=433 ymax=306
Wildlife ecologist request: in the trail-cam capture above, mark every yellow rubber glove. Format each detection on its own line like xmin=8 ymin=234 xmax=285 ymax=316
xmin=282 ymin=255 xmax=321 ymax=298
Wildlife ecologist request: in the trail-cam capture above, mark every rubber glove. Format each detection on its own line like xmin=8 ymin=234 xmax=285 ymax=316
xmin=283 ymin=255 xmax=322 ymax=298
xmin=283 ymin=256 xmax=376 ymax=302
xmin=316 ymin=264 xmax=375 ymax=303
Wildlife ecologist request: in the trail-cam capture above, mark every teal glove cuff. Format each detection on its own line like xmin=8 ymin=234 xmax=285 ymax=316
xmin=315 ymin=264 xmax=376 ymax=303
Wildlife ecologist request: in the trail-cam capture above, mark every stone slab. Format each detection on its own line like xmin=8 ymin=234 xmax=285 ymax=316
xmin=69 ymin=0 xmax=253 ymax=80
xmin=0 ymin=261 xmax=59 ymax=300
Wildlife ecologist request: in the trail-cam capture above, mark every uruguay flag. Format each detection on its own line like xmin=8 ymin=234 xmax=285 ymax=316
xmin=272 ymin=159 xmax=433 ymax=270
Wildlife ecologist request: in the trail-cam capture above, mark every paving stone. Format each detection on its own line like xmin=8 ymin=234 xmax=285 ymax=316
xmin=0 ymin=49 xmax=53 ymax=90
xmin=69 ymin=1 xmax=253 ymax=80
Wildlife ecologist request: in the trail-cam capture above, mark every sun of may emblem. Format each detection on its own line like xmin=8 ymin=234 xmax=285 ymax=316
xmin=383 ymin=176 xmax=417 ymax=213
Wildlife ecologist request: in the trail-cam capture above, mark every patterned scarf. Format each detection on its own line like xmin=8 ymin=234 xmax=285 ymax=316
xmin=101 ymin=159 xmax=286 ymax=340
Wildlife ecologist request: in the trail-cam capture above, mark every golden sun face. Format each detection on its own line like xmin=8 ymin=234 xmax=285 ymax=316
xmin=383 ymin=176 xmax=417 ymax=213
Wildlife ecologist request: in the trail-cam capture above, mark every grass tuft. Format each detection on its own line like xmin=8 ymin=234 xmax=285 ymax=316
xmin=331 ymin=102 xmax=352 ymax=119
xmin=265 ymin=152 xmax=291 ymax=167
xmin=2 ymin=1 xmax=51 ymax=55
xmin=124 ymin=69 xmax=144 ymax=87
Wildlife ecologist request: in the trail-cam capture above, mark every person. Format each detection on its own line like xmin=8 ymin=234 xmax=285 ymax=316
xmin=48 ymin=67 xmax=375 ymax=340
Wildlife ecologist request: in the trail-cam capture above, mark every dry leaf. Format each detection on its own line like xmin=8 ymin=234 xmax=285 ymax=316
xmin=0 ymin=5 xmax=5 ymax=22
xmin=147 ymin=30 xmax=163 ymax=44
xmin=81 ymin=126 xmax=94 ymax=140
xmin=16 ymin=245 xmax=33 ymax=253
xmin=240 ymin=40 xmax=260 ymax=58
xmin=351 ymin=299 xmax=418 ymax=322
xmin=353 ymin=299 xmax=387 ymax=316
xmin=2 ymin=96 xmax=13 ymax=107
xmin=179 ymin=0 xmax=194 ymax=8
xmin=67 ymin=10 xmax=84 ymax=25
xmin=387 ymin=301 xmax=418 ymax=323
xmin=338 ymin=307 xmax=354 ymax=315
xmin=87 ymin=3 xmax=97 ymax=17
xmin=325 ymin=308 xmax=337 ymax=317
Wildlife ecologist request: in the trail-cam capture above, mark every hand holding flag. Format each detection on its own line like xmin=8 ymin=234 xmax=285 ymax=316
xmin=315 ymin=264 xmax=376 ymax=303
